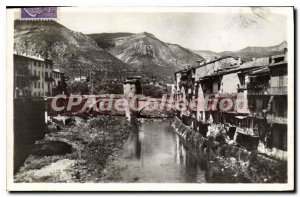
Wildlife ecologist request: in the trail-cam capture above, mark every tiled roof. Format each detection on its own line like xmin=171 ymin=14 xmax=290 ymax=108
xmin=249 ymin=67 xmax=270 ymax=75
xmin=238 ymin=57 xmax=269 ymax=70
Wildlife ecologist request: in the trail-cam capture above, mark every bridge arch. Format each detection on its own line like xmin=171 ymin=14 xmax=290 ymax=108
xmin=138 ymin=102 xmax=177 ymax=114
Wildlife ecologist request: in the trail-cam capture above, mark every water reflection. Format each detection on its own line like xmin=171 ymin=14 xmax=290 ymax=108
xmin=113 ymin=119 xmax=207 ymax=183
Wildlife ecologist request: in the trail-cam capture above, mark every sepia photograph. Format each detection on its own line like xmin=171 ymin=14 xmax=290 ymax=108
xmin=6 ymin=6 xmax=294 ymax=191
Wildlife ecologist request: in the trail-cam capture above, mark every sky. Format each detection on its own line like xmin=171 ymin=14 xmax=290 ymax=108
xmin=57 ymin=7 xmax=288 ymax=52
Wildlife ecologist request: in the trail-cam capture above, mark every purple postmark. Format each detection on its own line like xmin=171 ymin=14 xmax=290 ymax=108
xmin=21 ymin=7 xmax=57 ymax=19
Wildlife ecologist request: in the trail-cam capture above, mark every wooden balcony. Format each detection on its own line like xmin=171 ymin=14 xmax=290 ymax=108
xmin=236 ymin=127 xmax=258 ymax=136
xmin=267 ymin=87 xmax=287 ymax=95
xmin=245 ymin=86 xmax=287 ymax=95
xmin=266 ymin=114 xmax=287 ymax=124
xmin=247 ymin=86 xmax=269 ymax=95
xmin=249 ymin=112 xmax=265 ymax=119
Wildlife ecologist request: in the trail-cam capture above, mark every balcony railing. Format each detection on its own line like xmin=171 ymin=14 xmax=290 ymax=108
xmin=247 ymin=86 xmax=269 ymax=95
xmin=266 ymin=114 xmax=287 ymax=124
xmin=249 ymin=112 xmax=266 ymax=119
xmin=245 ymin=85 xmax=287 ymax=95
xmin=267 ymin=87 xmax=287 ymax=95
xmin=236 ymin=127 xmax=258 ymax=136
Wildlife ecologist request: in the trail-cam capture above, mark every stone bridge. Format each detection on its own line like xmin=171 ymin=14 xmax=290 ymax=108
xmin=46 ymin=77 xmax=176 ymax=119
xmin=46 ymin=94 xmax=176 ymax=119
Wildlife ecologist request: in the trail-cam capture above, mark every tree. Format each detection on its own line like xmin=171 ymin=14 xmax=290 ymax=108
xmin=67 ymin=81 xmax=89 ymax=95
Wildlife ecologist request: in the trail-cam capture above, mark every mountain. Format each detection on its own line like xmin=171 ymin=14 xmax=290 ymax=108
xmin=14 ymin=20 xmax=135 ymax=93
xmin=88 ymin=32 xmax=204 ymax=82
xmin=218 ymin=41 xmax=287 ymax=61
xmin=195 ymin=41 xmax=287 ymax=61
xmin=193 ymin=50 xmax=221 ymax=61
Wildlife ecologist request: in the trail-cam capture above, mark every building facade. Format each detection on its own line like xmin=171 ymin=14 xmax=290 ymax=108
xmin=52 ymin=69 xmax=66 ymax=95
xmin=173 ymin=51 xmax=288 ymax=160
xmin=14 ymin=52 xmax=53 ymax=98
xmin=14 ymin=51 xmax=66 ymax=98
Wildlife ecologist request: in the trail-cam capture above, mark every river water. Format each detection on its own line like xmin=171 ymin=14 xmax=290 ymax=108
xmin=101 ymin=119 xmax=207 ymax=183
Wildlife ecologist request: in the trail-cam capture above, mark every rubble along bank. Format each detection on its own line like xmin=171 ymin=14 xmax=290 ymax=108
xmin=14 ymin=115 xmax=137 ymax=183
xmin=172 ymin=117 xmax=287 ymax=183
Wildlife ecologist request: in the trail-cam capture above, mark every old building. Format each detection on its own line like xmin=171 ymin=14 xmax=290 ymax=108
xmin=265 ymin=52 xmax=288 ymax=159
xmin=52 ymin=69 xmax=66 ymax=95
xmin=239 ymin=52 xmax=288 ymax=159
xmin=14 ymin=51 xmax=53 ymax=98
xmin=123 ymin=76 xmax=142 ymax=96
xmin=74 ymin=76 xmax=87 ymax=82
xmin=173 ymin=51 xmax=288 ymax=160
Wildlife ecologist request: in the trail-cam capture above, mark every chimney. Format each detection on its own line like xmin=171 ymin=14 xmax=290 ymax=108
xmin=238 ymin=57 xmax=242 ymax=65
xmin=284 ymin=48 xmax=287 ymax=61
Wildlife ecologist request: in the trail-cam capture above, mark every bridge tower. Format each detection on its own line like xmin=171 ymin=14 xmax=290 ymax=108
xmin=123 ymin=76 xmax=142 ymax=122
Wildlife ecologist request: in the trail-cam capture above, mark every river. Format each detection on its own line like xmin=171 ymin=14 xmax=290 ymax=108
xmin=101 ymin=119 xmax=207 ymax=183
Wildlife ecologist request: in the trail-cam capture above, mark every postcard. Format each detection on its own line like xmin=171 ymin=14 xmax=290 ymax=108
xmin=6 ymin=6 xmax=294 ymax=191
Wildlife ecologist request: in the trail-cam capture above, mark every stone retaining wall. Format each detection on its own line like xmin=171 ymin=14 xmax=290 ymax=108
xmin=172 ymin=117 xmax=287 ymax=183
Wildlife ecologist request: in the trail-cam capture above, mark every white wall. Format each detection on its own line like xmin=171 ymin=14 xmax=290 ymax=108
xmin=220 ymin=73 xmax=241 ymax=94
xmin=28 ymin=59 xmax=52 ymax=97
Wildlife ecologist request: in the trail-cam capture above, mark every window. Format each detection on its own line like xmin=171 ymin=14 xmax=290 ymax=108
xmin=38 ymin=82 xmax=40 ymax=89
xmin=34 ymin=70 xmax=36 ymax=76
xmin=42 ymin=83 xmax=44 ymax=89
xmin=34 ymin=82 xmax=36 ymax=88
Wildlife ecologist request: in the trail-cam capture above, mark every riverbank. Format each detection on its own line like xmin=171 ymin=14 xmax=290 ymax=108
xmin=14 ymin=115 xmax=136 ymax=183
xmin=172 ymin=117 xmax=287 ymax=183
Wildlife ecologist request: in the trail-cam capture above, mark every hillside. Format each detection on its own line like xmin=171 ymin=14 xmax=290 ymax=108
xmin=219 ymin=41 xmax=287 ymax=61
xmin=88 ymin=32 xmax=204 ymax=83
xmin=193 ymin=50 xmax=221 ymax=61
xmin=195 ymin=41 xmax=287 ymax=61
xmin=14 ymin=20 xmax=135 ymax=94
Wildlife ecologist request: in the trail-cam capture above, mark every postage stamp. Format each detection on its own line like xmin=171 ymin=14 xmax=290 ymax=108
xmin=21 ymin=7 xmax=57 ymax=19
